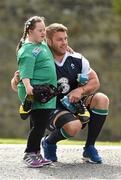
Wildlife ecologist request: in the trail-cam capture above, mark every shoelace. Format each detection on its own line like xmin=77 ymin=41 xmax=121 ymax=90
xmin=36 ymin=154 xmax=43 ymax=160
xmin=24 ymin=153 xmax=41 ymax=164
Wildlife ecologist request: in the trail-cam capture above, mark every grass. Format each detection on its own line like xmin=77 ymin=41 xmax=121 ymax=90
xmin=0 ymin=138 xmax=121 ymax=146
xmin=58 ymin=139 xmax=121 ymax=146
xmin=0 ymin=138 xmax=27 ymax=144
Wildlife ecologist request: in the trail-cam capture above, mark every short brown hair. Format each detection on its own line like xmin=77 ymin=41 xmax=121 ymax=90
xmin=46 ymin=23 xmax=68 ymax=40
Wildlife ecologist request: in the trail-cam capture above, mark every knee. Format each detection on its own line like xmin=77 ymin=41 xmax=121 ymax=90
xmin=93 ymin=92 xmax=109 ymax=109
xmin=63 ymin=120 xmax=82 ymax=137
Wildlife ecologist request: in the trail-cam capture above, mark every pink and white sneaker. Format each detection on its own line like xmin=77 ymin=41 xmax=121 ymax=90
xmin=23 ymin=153 xmax=52 ymax=168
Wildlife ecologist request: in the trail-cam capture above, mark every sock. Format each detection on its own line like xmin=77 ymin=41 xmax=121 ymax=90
xmin=60 ymin=128 xmax=73 ymax=139
xmin=45 ymin=129 xmax=66 ymax=144
xmin=85 ymin=108 xmax=108 ymax=148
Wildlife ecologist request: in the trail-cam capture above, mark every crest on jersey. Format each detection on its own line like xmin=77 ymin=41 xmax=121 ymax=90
xmin=58 ymin=77 xmax=70 ymax=94
xmin=32 ymin=47 xmax=41 ymax=57
xmin=71 ymin=63 xmax=75 ymax=69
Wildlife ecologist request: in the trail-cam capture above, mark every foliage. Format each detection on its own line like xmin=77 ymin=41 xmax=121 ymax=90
xmin=112 ymin=0 xmax=121 ymax=14
xmin=112 ymin=0 xmax=121 ymax=38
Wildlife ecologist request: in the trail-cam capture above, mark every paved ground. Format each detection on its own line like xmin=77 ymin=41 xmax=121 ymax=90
xmin=0 ymin=144 xmax=121 ymax=180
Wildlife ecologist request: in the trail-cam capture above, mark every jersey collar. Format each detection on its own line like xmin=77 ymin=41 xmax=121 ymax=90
xmin=55 ymin=52 xmax=70 ymax=66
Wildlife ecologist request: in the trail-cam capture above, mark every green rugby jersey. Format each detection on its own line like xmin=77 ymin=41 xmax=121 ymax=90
xmin=17 ymin=41 xmax=57 ymax=109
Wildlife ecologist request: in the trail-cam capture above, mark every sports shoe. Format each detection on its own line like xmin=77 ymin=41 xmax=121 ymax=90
xmin=61 ymin=96 xmax=90 ymax=124
xmin=23 ymin=152 xmax=51 ymax=168
xmin=76 ymin=100 xmax=90 ymax=124
xmin=82 ymin=145 xmax=102 ymax=164
xmin=37 ymin=154 xmax=52 ymax=166
xmin=41 ymin=138 xmax=57 ymax=162
xmin=19 ymin=105 xmax=31 ymax=120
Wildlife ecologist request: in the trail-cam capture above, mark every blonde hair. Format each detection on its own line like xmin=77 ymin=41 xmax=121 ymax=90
xmin=16 ymin=16 xmax=44 ymax=52
xmin=46 ymin=23 xmax=68 ymax=40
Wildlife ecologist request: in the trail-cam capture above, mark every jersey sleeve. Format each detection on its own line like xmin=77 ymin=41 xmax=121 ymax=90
xmin=18 ymin=52 xmax=36 ymax=80
xmin=81 ymin=56 xmax=91 ymax=74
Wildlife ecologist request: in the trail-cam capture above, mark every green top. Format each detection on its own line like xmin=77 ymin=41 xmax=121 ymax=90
xmin=17 ymin=40 xmax=57 ymax=109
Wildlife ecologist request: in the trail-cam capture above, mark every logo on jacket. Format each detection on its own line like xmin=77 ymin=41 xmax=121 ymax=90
xmin=32 ymin=47 xmax=41 ymax=57
xmin=71 ymin=63 xmax=75 ymax=69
